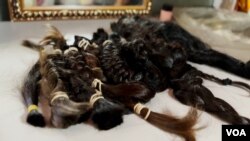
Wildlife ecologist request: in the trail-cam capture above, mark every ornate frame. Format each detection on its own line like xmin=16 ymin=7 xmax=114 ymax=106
xmin=8 ymin=0 xmax=152 ymax=21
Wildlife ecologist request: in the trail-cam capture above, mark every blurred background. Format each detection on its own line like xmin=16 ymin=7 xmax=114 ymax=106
xmin=1 ymin=0 xmax=250 ymax=61
xmin=0 ymin=0 xmax=215 ymax=21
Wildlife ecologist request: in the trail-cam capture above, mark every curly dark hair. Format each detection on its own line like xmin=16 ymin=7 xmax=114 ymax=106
xmin=87 ymin=16 xmax=250 ymax=125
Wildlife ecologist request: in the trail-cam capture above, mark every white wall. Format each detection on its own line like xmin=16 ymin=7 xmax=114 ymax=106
xmin=213 ymin=0 xmax=237 ymax=10
xmin=213 ymin=0 xmax=223 ymax=8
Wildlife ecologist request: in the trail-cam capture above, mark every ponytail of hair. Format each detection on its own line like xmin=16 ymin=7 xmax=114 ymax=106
xmin=22 ymin=61 xmax=45 ymax=127
xmin=92 ymin=80 xmax=198 ymax=141
xmin=134 ymin=104 xmax=197 ymax=141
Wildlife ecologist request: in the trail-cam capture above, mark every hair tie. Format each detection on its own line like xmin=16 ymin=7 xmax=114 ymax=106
xmin=144 ymin=109 xmax=151 ymax=120
xmin=92 ymin=43 xmax=99 ymax=48
xmin=28 ymin=104 xmax=38 ymax=113
xmin=53 ymin=49 xmax=63 ymax=54
xmin=133 ymin=103 xmax=145 ymax=114
xmin=120 ymin=37 xmax=127 ymax=44
xmin=91 ymin=67 xmax=102 ymax=71
xmin=102 ymin=40 xmax=112 ymax=46
xmin=92 ymin=79 xmax=103 ymax=92
xmin=133 ymin=103 xmax=151 ymax=120
xmin=89 ymin=90 xmax=104 ymax=107
xmin=43 ymin=48 xmax=62 ymax=55
xmin=50 ymin=91 xmax=69 ymax=104
xmin=78 ymin=39 xmax=90 ymax=50
xmin=64 ymin=47 xmax=78 ymax=55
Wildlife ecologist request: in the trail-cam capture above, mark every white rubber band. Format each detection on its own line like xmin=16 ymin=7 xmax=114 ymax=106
xmin=133 ymin=103 xmax=145 ymax=115
xmin=133 ymin=103 xmax=151 ymax=120
xmin=78 ymin=39 xmax=90 ymax=50
xmin=90 ymin=96 xmax=104 ymax=107
xmin=90 ymin=90 xmax=102 ymax=100
xmin=89 ymin=90 xmax=104 ymax=107
xmin=44 ymin=48 xmax=62 ymax=55
xmin=50 ymin=91 xmax=69 ymax=104
xmin=92 ymin=43 xmax=99 ymax=48
xmin=53 ymin=49 xmax=63 ymax=54
xmin=102 ymin=40 xmax=112 ymax=46
xmin=64 ymin=47 xmax=78 ymax=55
xmin=92 ymin=67 xmax=101 ymax=71
xmin=92 ymin=79 xmax=103 ymax=92
xmin=144 ymin=110 xmax=151 ymax=120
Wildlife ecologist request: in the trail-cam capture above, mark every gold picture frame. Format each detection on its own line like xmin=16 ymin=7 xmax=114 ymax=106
xmin=8 ymin=0 xmax=152 ymax=21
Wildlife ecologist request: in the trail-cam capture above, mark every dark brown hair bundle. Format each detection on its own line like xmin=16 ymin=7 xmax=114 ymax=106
xmin=22 ymin=61 xmax=45 ymax=127
xmin=21 ymin=25 xmax=200 ymax=141
xmin=99 ymin=37 xmax=168 ymax=92
xmin=170 ymin=68 xmax=250 ymax=125
xmin=104 ymin=15 xmax=250 ymax=126
xmin=110 ymin=16 xmax=250 ymax=79
xmin=72 ymin=32 xmax=200 ymax=140
xmin=92 ymin=80 xmax=198 ymax=141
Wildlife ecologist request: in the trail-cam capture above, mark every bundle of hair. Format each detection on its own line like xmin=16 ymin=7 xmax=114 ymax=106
xmin=22 ymin=26 xmax=125 ymax=129
xmin=110 ymin=16 xmax=250 ymax=79
xmin=21 ymin=25 xmax=199 ymax=141
xmin=95 ymin=16 xmax=250 ymax=124
xmin=21 ymin=16 xmax=250 ymax=141
xmin=92 ymin=80 xmax=198 ymax=141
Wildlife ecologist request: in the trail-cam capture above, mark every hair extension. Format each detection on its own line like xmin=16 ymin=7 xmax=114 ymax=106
xmin=99 ymin=38 xmax=168 ymax=91
xmin=64 ymin=44 xmax=125 ymax=130
xmin=52 ymin=48 xmax=124 ymax=130
xmin=90 ymin=90 xmax=124 ymax=130
xmin=21 ymin=26 xmax=71 ymax=127
xmin=108 ymin=16 xmax=250 ymax=125
xmin=22 ymin=24 xmax=200 ymax=139
xmin=92 ymin=26 xmax=187 ymax=88
xmin=171 ymin=71 xmax=250 ymax=125
xmin=110 ymin=16 xmax=250 ymax=79
xmin=22 ymin=26 xmax=125 ymax=129
xmin=39 ymin=48 xmax=91 ymax=128
xmin=72 ymin=61 xmax=124 ymax=130
xmin=91 ymin=79 xmax=198 ymax=141
xmin=86 ymin=28 xmax=200 ymax=139
xmin=22 ymin=27 xmax=89 ymax=128
xmin=21 ymin=61 xmax=45 ymax=127
xmin=136 ymin=105 xmax=197 ymax=141
xmin=68 ymin=76 xmax=124 ymax=130
xmin=78 ymin=54 xmax=125 ymax=130
xmin=46 ymin=53 xmax=124 ymax=129
xmin=23 ymin=34 xmax=91 ymax=128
